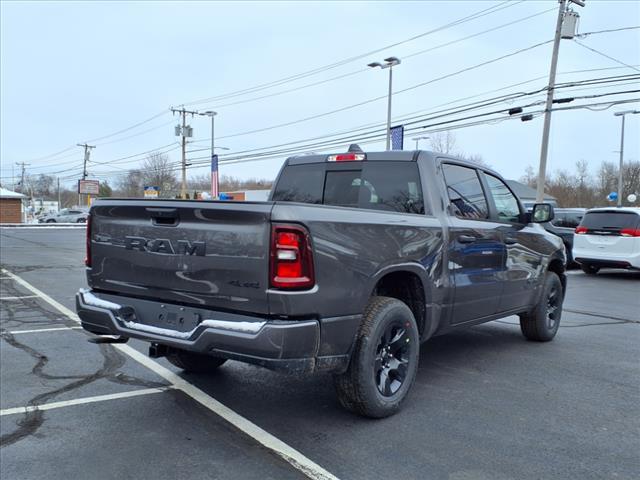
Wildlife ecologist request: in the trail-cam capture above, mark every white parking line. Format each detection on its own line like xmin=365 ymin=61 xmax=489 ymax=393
xmin=0 ymin=387 xmax=172 ymax=416
xmin=1 ymin=295 xmax=40 ymax=301
xmin=8 ymin=326 xmax=84 ymax=335
xmin=0 ymin=268 xmax=339 ymax=480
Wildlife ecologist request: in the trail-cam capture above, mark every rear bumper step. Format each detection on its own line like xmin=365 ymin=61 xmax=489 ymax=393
xmin=76 ymin=289 xmax=359 ymax=374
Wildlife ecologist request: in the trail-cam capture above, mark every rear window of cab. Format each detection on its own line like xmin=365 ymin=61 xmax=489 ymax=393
xmin=272 ymin=162 xmax=426 ymax=215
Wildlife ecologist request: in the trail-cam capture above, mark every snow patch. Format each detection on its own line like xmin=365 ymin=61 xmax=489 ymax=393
xmin=200 ymin=319 xmax=266 ymax=334
xmin=80 ymin=289 xmax=123 ymax=310
xmin=122 ymin=319 xmax=265 ymax=339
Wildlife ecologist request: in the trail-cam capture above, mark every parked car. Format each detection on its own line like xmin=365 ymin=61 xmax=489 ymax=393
xmin=542 ymin=208 xmax=586 ymax=267
xmin=573 ymin=207 xmax=640 ymax=274
xmin=39 ymin=208 xmax=88 ymax=223
xmin=76 ymin=147 xmax=566 ymax=418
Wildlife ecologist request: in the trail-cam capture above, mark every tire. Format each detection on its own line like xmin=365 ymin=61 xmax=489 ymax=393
xmin=581 ymin=264 xmax=600 ymax=275
xmin=564 ymin=242 xmax=575 ymax=268
xmin=76 ymin=218 xmax=86 ymax=223
xmin=519 ymin=272 xmax=563 ymax=342
xmin=333 ymin=296 xmax=420 ymax=418
xmin=166 ymin=348 xmax=227 ymax=373
xmin=46 ymin=219 xmax=56 ymax=223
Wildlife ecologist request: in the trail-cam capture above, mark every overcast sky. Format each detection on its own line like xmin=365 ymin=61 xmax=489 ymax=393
xmin=1 ymin=0 xmax=639 ymax=190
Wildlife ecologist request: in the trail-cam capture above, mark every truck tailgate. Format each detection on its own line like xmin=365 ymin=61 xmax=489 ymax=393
xmin=88 ymin=199 xmax=273 ymax=315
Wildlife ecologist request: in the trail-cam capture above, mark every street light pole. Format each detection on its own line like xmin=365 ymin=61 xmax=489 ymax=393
xmin=412 ymin=136 xmax=429 ymax=149
xmin=614 ymin=110 xmax=639 ymax=207
xmin=368 ymin=57 xmax=401 ymax=150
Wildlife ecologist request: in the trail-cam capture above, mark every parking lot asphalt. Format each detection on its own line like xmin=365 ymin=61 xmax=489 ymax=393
xmin=1 ymin=228 xmax=639 ymax=480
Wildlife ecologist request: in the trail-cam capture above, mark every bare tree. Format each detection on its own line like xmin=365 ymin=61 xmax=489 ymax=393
xmin=428 ymin=131 xmax=489 ymax=167
xmin=518 ymin=160 xmax=640 ymax=208
xmin=141 ymin=152 xmax=178 ymax=197
xmin=116 ymin=169 xmax=143 ymax=197
xmin=520 ymin=165 xmax=537 ymax=188
xmin=429 ymin=131 xmax=457 ymax=155
xmin=188 ymin=173 xmax=273 ymax=194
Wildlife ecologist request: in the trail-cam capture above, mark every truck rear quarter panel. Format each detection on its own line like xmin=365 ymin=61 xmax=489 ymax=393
xmin=269 ymin=203 xmax=446 ymax=328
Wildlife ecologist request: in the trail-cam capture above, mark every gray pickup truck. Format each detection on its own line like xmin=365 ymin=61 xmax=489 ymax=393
xmin=77 ymin=146 xmax=566 ymax=418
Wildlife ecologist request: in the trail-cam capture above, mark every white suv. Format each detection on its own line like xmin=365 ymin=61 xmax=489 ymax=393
xmin=573 ymin=207 xmax=640 ymax=274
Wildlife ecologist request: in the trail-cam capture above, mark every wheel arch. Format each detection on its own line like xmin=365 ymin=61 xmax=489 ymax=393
xmin=547 ymin=255 xmax=567 ymax=295
xmin=369 ymin=264 xmax=434 ymax=338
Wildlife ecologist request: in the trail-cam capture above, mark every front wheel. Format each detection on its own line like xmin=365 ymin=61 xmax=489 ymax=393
xmin=166 ymin=348 xmax=227 ymax=373
xmin=333 ymin=296 xmax=420 ymax=418
xmin=46 ymin=219 xmax=56 ymax=223
xmin=519 ymin=272 xmax=563 ymax=342
xmin=581 ymin=264 xmax=600 ymax=275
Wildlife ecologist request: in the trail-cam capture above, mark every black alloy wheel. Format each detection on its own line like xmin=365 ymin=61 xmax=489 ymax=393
xmin=546 ymin=284 xmax=561 ymax=331
xmin=374 ymin=322 xmax=413 ymax=397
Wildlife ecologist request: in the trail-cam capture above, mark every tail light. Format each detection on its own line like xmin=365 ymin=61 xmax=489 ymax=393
xmin=270 ymin=224 xmax=314 ymax=289
xmin=620 ymin=228 xmax=640 ymax=237
xmin=575 ymin=226 xmax=588 ymax=234
xmin=85 ymin=214 xmax=92 ymax=267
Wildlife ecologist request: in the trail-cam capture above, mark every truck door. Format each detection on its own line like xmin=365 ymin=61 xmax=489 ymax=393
xmin=481 ymin=173 xmax=542 ymax=313
xmin=442 ymin=163 xmax=505 ymax=324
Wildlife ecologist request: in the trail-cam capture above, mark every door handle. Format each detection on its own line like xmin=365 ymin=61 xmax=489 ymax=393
xmin=504 ymin=236 xmax=518 ymax=245
xmin=458 ymin=234 xmax=478 ymax=244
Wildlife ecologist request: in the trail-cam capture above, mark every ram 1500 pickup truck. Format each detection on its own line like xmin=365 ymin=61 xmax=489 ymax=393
xmin=77 ymin=146 xmax=566 ymax=418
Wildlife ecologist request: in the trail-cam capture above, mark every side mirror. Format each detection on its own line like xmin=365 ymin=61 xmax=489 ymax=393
xmin=531 ymin=203 xmax=554 ymax=223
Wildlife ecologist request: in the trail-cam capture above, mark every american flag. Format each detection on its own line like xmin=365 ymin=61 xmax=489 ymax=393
xmin=390 ymin=125 xmax=404 ymax=150
xmin=211 ymin=154 xmax=219 ymax=198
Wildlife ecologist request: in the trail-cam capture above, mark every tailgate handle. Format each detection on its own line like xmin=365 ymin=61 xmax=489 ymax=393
xmin=146 ymin=208 xmax=179 ymax=226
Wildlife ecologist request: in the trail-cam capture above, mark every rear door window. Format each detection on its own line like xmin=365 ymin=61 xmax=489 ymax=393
xmin=273 ymin=162 xmax=425 ymax=214
xmin=579 ymin=211 xmax=640 ymax=234
xmin=442 ymin=164 xmax=488 ymax=219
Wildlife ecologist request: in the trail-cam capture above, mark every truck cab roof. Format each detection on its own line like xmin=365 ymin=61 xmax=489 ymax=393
xmin=287 ymin=149 xmax=496 ymax=174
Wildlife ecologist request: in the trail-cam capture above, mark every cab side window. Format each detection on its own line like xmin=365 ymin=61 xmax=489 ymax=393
xmin=485 ymin=174 xmax=521 ymax=223
xmin=442 ymin=164 xmax=488 ymax=219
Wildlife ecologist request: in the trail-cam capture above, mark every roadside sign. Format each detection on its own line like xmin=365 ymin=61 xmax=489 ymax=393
xmin=144 ymin=186 xmax=159 ymax=198
xmin=78 ymin=179 xmax=99 ymax=195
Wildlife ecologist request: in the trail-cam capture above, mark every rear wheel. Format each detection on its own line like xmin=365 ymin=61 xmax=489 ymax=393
xmin=46 ymin=219 xmax=56 ymax=223
xmin=581 ymin=264 xmax=600 ymax=275
xmin=333 ymin=296 xmax=419 ymax=418
xmin=166 ymin=348 xmax=227 ymax=373
xmin=519 ymin=272 xmax=563 ymax=342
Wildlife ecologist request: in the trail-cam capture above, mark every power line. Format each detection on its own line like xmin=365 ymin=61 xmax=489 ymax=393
xmin=191 ymin=5 xmax=555 ymax=111
xmin=573 ymin=40 xmax=640 ymax=73
xmin=576 ymin=25 xmax=640 ymax=38
xmin=214 ymin=39 xmax=553 ymax=141
xmin=83 ymin=110 xmax=170 ymax=143
xmin=36 ymin=76 xmax=638 ymax=182
xmin=83 ymin=96 xmax=640 ymax=181
xmin=181 ymin=0 xmax=523 ymax=106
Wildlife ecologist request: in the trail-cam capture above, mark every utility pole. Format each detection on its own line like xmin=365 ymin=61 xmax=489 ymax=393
xmin=171 ymin=107 xmax=198 ymax=198
xmin=57 ymin=177 xmax=61 ymax=210
xmin=77 ymin=143 xmax=95 ymax=206
xmin=15 ymin=162 xmax=29 ymax=194
xmin=535 ymin=0 xmax=585 ymax=203
xmin=614 ymin=110 xmax=640 ymax=207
